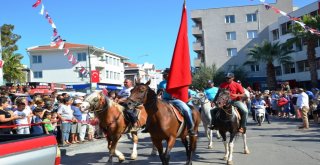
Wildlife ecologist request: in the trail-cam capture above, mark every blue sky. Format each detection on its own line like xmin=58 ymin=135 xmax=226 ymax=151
xmin=0 ymin=0 xmax=317 ymax=69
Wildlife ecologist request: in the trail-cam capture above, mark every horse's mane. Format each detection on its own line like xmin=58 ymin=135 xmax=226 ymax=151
xmin=107 ymin=98 xmax=125 ymax=113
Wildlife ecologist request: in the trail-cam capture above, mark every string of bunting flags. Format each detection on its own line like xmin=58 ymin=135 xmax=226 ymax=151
xmin=32 ymin=0 xmax=89 ymax=75
xmin=258 ymin=0 xmax=320 ymax=36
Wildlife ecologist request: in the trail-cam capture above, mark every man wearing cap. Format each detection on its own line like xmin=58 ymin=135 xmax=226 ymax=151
xmin=154 ymin=68 xmax=195 ymax=136
xmin=204 ymin=81 xmax=219 ymax=108
xmin=217 ymin=72 xmax=249 ymax=133
xmin=296 ymin=88 xmax=310 ymax=129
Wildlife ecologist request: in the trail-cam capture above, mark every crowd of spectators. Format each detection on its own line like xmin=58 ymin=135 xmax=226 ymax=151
xmin=0 ymin=85 xmax=103 ymax=147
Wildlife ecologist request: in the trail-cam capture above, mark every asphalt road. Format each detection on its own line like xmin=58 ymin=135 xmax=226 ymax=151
xmin=60 ymin=117 xmax=320 ymax=165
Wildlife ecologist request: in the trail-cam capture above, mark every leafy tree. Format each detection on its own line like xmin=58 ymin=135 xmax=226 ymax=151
xmin=246 ymin=41 xmax=293 ymax=90
xmin=192 ymin=65 xmax=220 ymax=90
xmin=291 ymin=15 xmax=320 ymax=88
xmin=1 ymin=24 xmax=25 ymax=83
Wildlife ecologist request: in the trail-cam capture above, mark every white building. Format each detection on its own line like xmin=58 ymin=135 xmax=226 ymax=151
xmin=124 ymin=62 xmax=162 ymax=91
xmin=268 ymin=1 xmax=320 ymax=87
xmin=27 ymin=42 xmax=128 ymax=92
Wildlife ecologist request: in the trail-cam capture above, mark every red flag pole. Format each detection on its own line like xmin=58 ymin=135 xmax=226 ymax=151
xmin=166 ymin=1 xmax=192 ymax=103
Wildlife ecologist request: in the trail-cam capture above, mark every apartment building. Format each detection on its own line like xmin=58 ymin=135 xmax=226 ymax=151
xmin=27 ymin=42 xmax=128 ymax=92
xmin=191 ymin=0 xmax=292 ymax=88
xmin=269 ymin=1 xmax=320 ymax=88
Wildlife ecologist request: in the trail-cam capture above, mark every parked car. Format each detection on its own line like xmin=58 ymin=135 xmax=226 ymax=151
xmin=0 ymin=134 xmax=60 ymax=165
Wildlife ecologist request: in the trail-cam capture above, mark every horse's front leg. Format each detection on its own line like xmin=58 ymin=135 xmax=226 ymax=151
xmin=107 ymin=136 xmax=124 ymax=164
xmin=208 ymin=128 xmax=214 ymax=149
xmin=130 ymin=131 xmax=138 ymax=160
xmin=220 ymin=131 xmax=229 ymax=161
xmin=164 ymin=137 xmax=176 ymax=165
xmin=227 ymin=134 xmax=236 ymax=165
xmin=242 ymin=133 xmax=250 ymax=154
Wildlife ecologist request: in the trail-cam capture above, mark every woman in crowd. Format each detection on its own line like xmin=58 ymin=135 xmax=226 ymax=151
xmin=57 ymin=97 xmax=74 ymax=146
xmin=0 ymin=96 xmax=21 ymax=134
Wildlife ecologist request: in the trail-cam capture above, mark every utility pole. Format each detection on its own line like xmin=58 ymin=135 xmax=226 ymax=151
xmin=88 ymin=46 xmax=92 ymax=93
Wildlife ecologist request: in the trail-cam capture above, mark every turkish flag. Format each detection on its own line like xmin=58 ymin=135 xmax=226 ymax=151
xmin=166 ymin=2 xmax=191 ymax=103
xmin=91 ymin=70 xmax=100 ymax=83
xmin=32 ymin=0 xmax=42 ymax=8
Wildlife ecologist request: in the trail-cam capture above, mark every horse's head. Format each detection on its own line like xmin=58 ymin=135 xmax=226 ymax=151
xmin=216 ymin=89 xmax=232 ymax=109
xmin=127 ymin=80 xmax=152 ymax=109
xmin=81 ymin=91 xmax=107 ymax=113
xmin=190 ymin=92 xmax=205 ymax=106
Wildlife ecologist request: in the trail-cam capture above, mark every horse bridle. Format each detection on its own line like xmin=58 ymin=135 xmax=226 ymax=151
xmin=127 ymin=85 xmax=149 ymax=108
xmin=90 ymin=93 xmax=109 ymax=114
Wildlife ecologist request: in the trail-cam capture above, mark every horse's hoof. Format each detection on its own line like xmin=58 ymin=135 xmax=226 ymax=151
xmin=130 ymin=152 xmax=138 ymax=160
xmin=244 ymin=149 xmax=250 ymax=154
xmin=208 ymin=145 xmax=213 ymax=149
xmin=227 ymin=160 xmax=233 ymax=165
xmin=223 ymin=156 xmax=228 ymax=161
xmin=151 ymin=149 xmax=158 ymax=156
xmin=118 ymin=155 xmax=125 ymax=162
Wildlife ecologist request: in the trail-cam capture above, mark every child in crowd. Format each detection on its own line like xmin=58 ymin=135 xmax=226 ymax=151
xmin=43 ymin=111 xmax=54 ymax=134
xmin=51 ymin=111 xmax=58 ymax=136
xmin=14 ymin=102 xmax=30 ymax=134
xmin=31 ymin=107 xmax=44 ymax=134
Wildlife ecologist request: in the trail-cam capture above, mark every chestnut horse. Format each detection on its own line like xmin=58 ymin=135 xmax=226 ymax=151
xmin=81 ymin=91 xmax=147 ymax=164
xmin=212 ymin=89 xmax=250 ymax=165
xmin=127 ymin=80 xmax=201 ymax=165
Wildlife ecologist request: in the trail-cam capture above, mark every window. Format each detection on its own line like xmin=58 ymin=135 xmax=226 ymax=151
xmin=295 ymin=38 xmax=303 ymax=51
xmin=226 ymin=32 xmax=236 ymax=40
xmin=272 ymin=29 xmax=279 ymax=41
xmin=297 ymin=60 xmax=310 ymax=72
xmin=32 ymin=55 xmax=42 ymax=64
xmin=316 ymin=58 xmax=320 ymax=70
xmin=110 ymin=71 xmax=113 ymax=79
xmin=246 ymin=13 xmax=257 ymax=22
xmin=275 ymin=66 xmax=282 ymax=76
xmin=33 ymin=71 xmax=43 ymax=78
xmin=77 ymin=52 xmax=87 ymax=61
xmin=281 ymin=21 xmax=292 ymax=35
xmin=105 ymin=56 xmax=109 ymax=64
xmin=106 ymin=70 xmax=109 ymax=78
xmin=283 ymin=63 xmax=295 ymax=74
xmin=227 ymin=48 xmax=237 ymax=56
xmin=225 ymin=15 xmax=235 ymax=23
xmin=247 ymin=30 xmax=258 ymax=39
xmin=250 ymin=65 xmax=260 ymax=72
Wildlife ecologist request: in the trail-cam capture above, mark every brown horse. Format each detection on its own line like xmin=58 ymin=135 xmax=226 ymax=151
xmin=81 ymin=91 xmax=147 ymax=164
xmin=127 ymin=80 xmax=201 ymax=165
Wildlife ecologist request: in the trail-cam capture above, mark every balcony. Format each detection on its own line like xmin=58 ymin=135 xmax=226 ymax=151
xmin=192 ymin=26 xmax=203 ymax=37
xmin=193 ymin=41 xmax=204 ymax=52
xmin=194 ymin=58 xmax=203 ymax=68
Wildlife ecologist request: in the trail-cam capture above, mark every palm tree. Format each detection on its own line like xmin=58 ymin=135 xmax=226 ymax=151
xmin=246 ymin=41 xmax=293 ymax=90
xmin=2 ymin=49 xmax=26 ymax=83
xmin=291 ymin=15 xmax=320 ymax=88
xmin=1 ymin=24 xmax=26 ymax=83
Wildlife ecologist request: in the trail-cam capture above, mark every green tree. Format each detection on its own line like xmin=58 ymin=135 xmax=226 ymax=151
xmin=246 ymin=41 xmax=293 ymax=90
xmin=1 ymin=24 xmax=25 ymax=83
xmin=291 ymin=15 xmax=320 ymax=88
xmin=192 ymin=65 xmax=221 ymax=90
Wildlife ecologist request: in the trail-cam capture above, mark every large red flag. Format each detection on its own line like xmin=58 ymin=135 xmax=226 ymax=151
xmin=166 ymin=2 xmax=191 ymax=103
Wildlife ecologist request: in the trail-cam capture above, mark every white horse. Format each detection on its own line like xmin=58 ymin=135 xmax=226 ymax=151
xmin=192 ymin=92 xmax=221 ymax=149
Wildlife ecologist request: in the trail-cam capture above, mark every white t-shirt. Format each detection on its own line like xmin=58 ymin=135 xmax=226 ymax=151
xmin=14 ymin=110 xmax=30 ymax=128
xmin=57 ymin=104 xmax=74 ymax=121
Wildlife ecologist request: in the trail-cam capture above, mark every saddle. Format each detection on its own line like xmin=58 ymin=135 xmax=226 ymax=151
xmin=168 ymin=104 xmax=185 ymax=122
